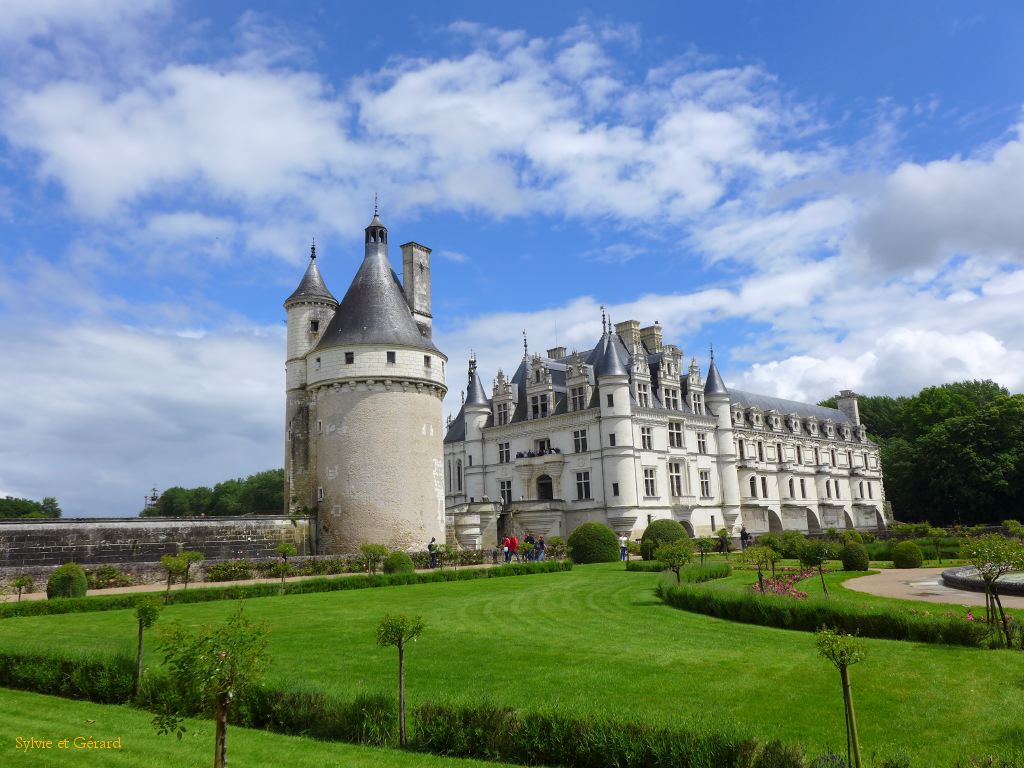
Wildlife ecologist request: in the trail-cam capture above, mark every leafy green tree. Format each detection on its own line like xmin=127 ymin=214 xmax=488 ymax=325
xmin=655 ymin=539 xmax=695 ymax=583
xmin=186 ymin=486 xmax=213 ymax=515
xmin=0 ymin=495 xmax=61 ymax=519
xmin=239 ymin=469 xmax=285 ymax=514
xmin=39 ymin=497 xmax=62 ymax=517
xmin=155 ymin=605 xmax=269 ymax=768
xmin=962 ymin=534 xmax=1024 ymax=647
xmin=816 ymin=629 xmax=867 ymax=768
xmin=160 ymin=554 xmax=187 ymax=596
xmin=275 ymin=542 xmax=297 ymax=589
xmin=360 ymin=543 xmax=389 ymax=574
xmin=179 ymin=551 xmax=204 ymax=590
xmin=927 ymin=527 xmax=947 ymax=564
xmin=798 ymin=540 xmax=833 ymax=598
xmin=134 ymin=596 xmax=162 ymax=698
xmin=10 ymin=575 xmax=33 ymax=601
xmin=376 ymin=613 xmax=424 ymax=747
xmin=156 ymin=487 xmax=192 ymax=517
xmin=716 ymin=528 xmax=732 ymax=560
xmin=209 ymin=478 xmax=244 ymax=516
xmin=742 ymin=545 xmax=777 ymax=593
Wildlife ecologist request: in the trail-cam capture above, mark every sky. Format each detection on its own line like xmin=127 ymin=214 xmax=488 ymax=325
xmin=1 ymin=1 xmax=1023 ymax=517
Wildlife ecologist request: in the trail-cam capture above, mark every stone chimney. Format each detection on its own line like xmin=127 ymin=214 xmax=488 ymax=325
xmin=614 ymin=319 xmax=641 ymax=351
xmin=546 ymin=346 xmax=566 ymax=359
xmin=639 ymin=322 xmax=663 ymax=353
xmin=400 ymin=242 xmax=432 ymax=333
xmin=836 ymin=390 xmax=861 ymax=425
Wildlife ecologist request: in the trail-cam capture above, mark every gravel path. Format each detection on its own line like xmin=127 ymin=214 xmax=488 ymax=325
xmin=844 ymin=567 xmax=1024 ymax=608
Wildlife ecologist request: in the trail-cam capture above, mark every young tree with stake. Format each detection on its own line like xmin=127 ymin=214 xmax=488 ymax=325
xmin=799 ymin=540 xmax=834 ymax=598
xmin=376 ymin=613 xmax=424 ymax=747
xmin=694 ymin=537 xmax=716 ymax=566
xmin=134 ymin=596 xmax=162 ymax=699
xmin=10 ymin=575 xmax=32 ymax=602
xmin=816 ymin=629 xmax=867 ymax=768
xmin=655 ymin=539 xmax=695 ymax=583
xmin=742 ymin=545 xmax=776 ymax=594
xmin=275 ymin=542 xmax=297 ymax=590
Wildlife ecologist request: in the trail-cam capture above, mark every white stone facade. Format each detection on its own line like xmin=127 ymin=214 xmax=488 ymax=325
xmin=443 ymin=320 xmax=886 ymax=547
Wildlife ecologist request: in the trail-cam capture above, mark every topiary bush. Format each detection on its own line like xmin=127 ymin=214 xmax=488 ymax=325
xmin=46 ymin=563 xmax=88 ymax=599
xmin=779 ymin=531 xmax=807 ymax=559
xmin=892 ymin=541 xmax=924 ymax=569
xmin=840 ymin=542 xmax=870 ymax=571
xmin=383 ymin=551 xmax=415 ymax=574
xmin=640 ymin=519 xmax=687 ymax=560
xmin=567 ymin=522 xmax=619 ymax=564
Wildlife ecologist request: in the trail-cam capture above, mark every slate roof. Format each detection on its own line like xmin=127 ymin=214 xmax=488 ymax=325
xmin=465 ymin=368 xmax=489 ymax=406
xmin=284 ymin=250 xmax=337 ymax=307
xmin=704 ymin=357 xmax=728 ymax=395
xmin=729 ymin=390 xmax=851 ymax=424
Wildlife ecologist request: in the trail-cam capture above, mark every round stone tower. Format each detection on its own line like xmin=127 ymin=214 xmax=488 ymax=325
xmin=288 ymin=207 xmax=448 ymax=553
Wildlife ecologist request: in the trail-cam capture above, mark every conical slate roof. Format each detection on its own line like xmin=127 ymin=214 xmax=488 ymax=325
xmin=284 ymin=246 xmax=337 ymax=307
xmin=594 ymin=331 xmax=628 ymax=378
xmin=465 ymin=360 xmax=489 ymax=406
xmin=704 ymin=355 xmax=728 ymax=395
xmin=314 ymin=248 xmax=439 ymax=353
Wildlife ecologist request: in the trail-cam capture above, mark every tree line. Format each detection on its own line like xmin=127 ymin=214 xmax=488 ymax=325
xmin=139 ymin=469 xmax=284 ymax=517
xmin=821 ymin=379 xmax=1024 ymax=526
xmin=0 ymin=496 xmax=62 ymax=519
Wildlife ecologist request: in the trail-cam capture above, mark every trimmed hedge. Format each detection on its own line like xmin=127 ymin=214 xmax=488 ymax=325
xmin=892 ymin=541 xmax=924 ymax=569
xmin=0 ymin=560 xmax=573 ymax=620
xmin=0 ymin=649 xmax=134 ymax=703
xmin=567 ymin=522 xmax=620 ymax=564
xmin=46 ymin=563 xmax=88 ymax=599
xmin=839 ymin=542 xmax=870 ymax=572
xmin=626 ymin=561 xmax=733 ymax=583
xmin=657 ymin=581 xmax=988 ymax=647
xmin=383 ymin=551 xmax=415 ymax=574
xmin=640 ymin=519 xmax=687 ymax=561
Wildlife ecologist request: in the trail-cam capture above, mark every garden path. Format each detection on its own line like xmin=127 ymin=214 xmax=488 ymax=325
xmin=844 ymin=567 xmax=1024 ymax=608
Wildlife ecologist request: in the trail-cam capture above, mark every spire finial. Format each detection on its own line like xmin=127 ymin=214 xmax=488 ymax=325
xmin=522 ymin=330 xmax=529 ymax=358
xmin=310 ymin=238 xmax=317 ymax=260
xmin=709 ymin=342 xmax=715 ymax=361
xmin=468 ymin=349 xmax=477 ymax=378
xmin=374 ymin=192 xmax=379 ymax=217
xmin=600 ymin=304 xmax=606 ymax=333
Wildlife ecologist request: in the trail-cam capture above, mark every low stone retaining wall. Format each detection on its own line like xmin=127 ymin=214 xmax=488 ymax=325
xmin=0 ymin=516 xmax=313 ymax=570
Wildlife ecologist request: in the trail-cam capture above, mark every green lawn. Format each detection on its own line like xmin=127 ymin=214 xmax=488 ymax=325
xmin=0 ymin=687 xmax=501 ymax=767
xmin=1 ymin=564 xmax=1022 ymax=765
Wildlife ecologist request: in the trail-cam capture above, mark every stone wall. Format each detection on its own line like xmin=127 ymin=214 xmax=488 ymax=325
xmin=0 ymin=515 xmax=313 ymax=569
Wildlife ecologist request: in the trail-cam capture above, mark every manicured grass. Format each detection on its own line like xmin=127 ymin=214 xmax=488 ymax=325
xmin=0 ymin=687 xmax=501 ymax=767
xmin=1 ymin=564 xmax=1022 ymax=765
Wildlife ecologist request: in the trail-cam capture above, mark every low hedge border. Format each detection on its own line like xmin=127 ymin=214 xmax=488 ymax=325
xmin=0 ymin=560 xmax=572 ymax=620
xmin=657 ymin=580 xmax=989 ymax=647
xmin=626 ymin=561 xmax=733 ymax=583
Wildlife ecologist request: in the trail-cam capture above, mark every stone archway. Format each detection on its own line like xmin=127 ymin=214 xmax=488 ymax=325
xmin=680 ymin=520 xmax=695 ymax=537
xmin=874 ymin=509 xmax=887 ymax=532
xmin=806 ymin=509 xmax=823 ymax=534
xmin=767 ymin=509 xmax=784 ymax=534
xmin=843 ymin=510 xmax=855 ymax=530
xmin=536 ymin=475 xmax=554 ymax=500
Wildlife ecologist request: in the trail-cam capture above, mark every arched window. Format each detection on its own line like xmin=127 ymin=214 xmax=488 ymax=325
xmin=796 ymin=446 xmax=803 ymax=464
xmin=859 ymin=481 xmax=864 ymax=499
xmin=788 ymin=478 xmax=795 ymax=498
xmin=447 ymin=461 xmax=452 ymax=492
xmin=456 ymin=460 xmax=463 ymax=492
xmin=738 ymin=438 xmax=745 ymax=459
xmin=749 ymin=476 xmax=757 ymax=498
xmin=537 ymin=474 xmax=554 ymax=500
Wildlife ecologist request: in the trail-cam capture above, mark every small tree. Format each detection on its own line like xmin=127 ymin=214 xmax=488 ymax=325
xmin=159 ymin=554 xmax=186 ymax=597
xmin=927 ymin=527 xmax=946 ymax=564
xmin=799 ymin=540 xmax=833 ymax=598
xmin=963 ymin=534 xmax=1024 ymax=647
xmin=180 ymin=551 xmax=204 ymax=590
xmin=743 ymin=545 xmax=776 ymax=594
xmin=10 ymin=575 xmax=33 ymax=602
xmin=716 ymin=528 xmax=732 ymax=560
xmin=275 ymin=542 xmax=298 ymax=589
xmin=816 ymin=629 xmax=867 ymax=768
xmin=376 ymin=613 xmax=424 ymax=747
xmin=626 ymin=539 xmax=641 ymax=560
xmin=360 ymin=543 xmax=389 ymax=575
xmin=155 ymin=605 xmax=268 ymax=768
xmin=694 ymin=536 xmax=716 ymax=566
xmin=655 ymin=539 xmax=695 ymax=583
xmin=134 ymin=596 xmax=162 ymax=698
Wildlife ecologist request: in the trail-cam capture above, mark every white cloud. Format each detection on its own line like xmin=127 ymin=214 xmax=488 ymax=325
xmin=436 ymin=249 xmax=469 ymax=263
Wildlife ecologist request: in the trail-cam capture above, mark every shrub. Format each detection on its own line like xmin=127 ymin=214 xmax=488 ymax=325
xmin=86 ymin=565 xmax=133 ymax=590
xmin=840 ymin=542 xmax=870 ymax=571
xmin=757 ymin=533 xmax=783 ymax=554
xmin=383 ymin=551 xmax=415 ymax=574
xmin=892 ymin=541 xmax=924 ymax=569
xmin=204 ymin=559 xmax=255 ymax=582
xmin=779 ymin=531 xmax=807 ymax=559
xmin=546 ymin=536 xmax=567 ymax=560
xmin=841 ymin=529 xmax=864 ymax=545
xmin=47 ymin=563 xmax=88 ymax=599
xmin=566 ymin=522 xmax=620 ymax=564
xmin=639 ymin=519 xmax=687 ymax=560
xmin=0 ymin=648 xmax=134 ymax=703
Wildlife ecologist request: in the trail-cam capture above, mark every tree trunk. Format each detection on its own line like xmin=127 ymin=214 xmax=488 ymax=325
xmin=840 ymin=665 xmax=862 ymax=768
xmin=16 ymin=587 xmax=22 ymax=602
xmin=134 ymin=621 xmax=144 ymax=699
xmin=214 ymin=694 xmax=229 ymax=768
xmin=993 ymin=589 xmax=1011 ymax=648
xmin=756 ymin=566 xmax=764 ymax=594
xmin=183 ymin=565 xmax=190 ymax=591
xmin=398 ymin=639 xmax=407 ymax=747
xmin=818 ymin=565 xmax=829 ymax=599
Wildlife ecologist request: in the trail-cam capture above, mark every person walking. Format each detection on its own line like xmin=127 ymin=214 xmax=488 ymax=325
xmin=536 ymin=535 xmax=546 ymax=561
xmin=428 ymin=537 xmax=438 ymax=568
xmin=619 ymin=533 xmax=628 ymax=561
xmin=502 ymin=536 xmax=511 ymax=563
xmin=740 ymin=526 xmax=750 ymax=551
xmin=510 ymin=534 xmax=520 ymax=562
xmin=524 ymin=532 xmax=536 ymax=562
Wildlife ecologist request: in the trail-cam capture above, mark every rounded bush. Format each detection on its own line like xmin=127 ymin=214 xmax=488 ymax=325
xmin=567 ymin=522 xmax=619 ymax=564
xmin=46 ymin=563 xmax=88 ymax=599
xmin=383 ymin=551 xmax=415 ymax=574
xmin=840 ymin=542 xmax=870 ymax=571
xmin=892 ymin=541 xmax=924 ymax=569
xmin=640 ymin=519 xmax=687 ymax=561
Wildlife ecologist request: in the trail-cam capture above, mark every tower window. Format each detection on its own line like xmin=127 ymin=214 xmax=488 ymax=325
xmin=697 ymin=432 xmax=707 ymax=454
xmin=314 ymin=357 xmax=321 ymax=370
xmin=606 ymin=393 xmax=614 ymax=408
xmin=317 ymin=487 xmax=324 ymax=501
xmin=424 ymin=355 xmax=431 ymax=368
xmin=345 ymin=352 xmax=354 ymax=364
xmin=309 ymin=319 xmax=319 ymax=333
xmin=387 ymin=351 xmax=396 ymax=364
xmin=609 ymin=433 xmax=616 ymax=447
xmin=612 ymin=482 xmax=620 ymax=497
xmin=317 ymin=420 xmax=322 ymax=434
xmin=643 ymin=468 xmax=657 ymax=497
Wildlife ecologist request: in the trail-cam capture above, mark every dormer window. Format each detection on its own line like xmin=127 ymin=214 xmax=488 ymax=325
xmin=309 ymin=319 xmax=319 ymax=333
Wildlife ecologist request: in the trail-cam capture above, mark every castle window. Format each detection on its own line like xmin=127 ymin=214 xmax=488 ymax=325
xmin=576 ymin=471 xmax=591 ymax=500
xmin=446 ymin=461 xmax=451 ymax=492
xmin=570 ymin=386 xmax=586 ymax=411
xmin=314 ymin=357 xmax=321 ymax=370
xmin=643 ymin=468 xmax=657 ymax=497
xmin=669 ymin=421 xmax=684 ymax=448
xmin=573 ymin=429 xmax=588 ymax=453
xmin=788 ymin=478 xmax=795 ymax=498
xmin=859 ymin=481 xmax=864 ymax=499
xmin=834 ymin=480 xmax=841 ymax=499
xmin=641 ymin=426 xmax=653 ymax=450
xmin=637 ymin=382 xmax=651 ymax=408
xmin=699 ymin=470 xmax=711 ymax=498
xmin=468 ymin=455 xmax=473 ymax=466
xmin=456 ymin=460 xmax=463 ymax=491
xmin=535 ymin=438 xmax=551 ymax=453
xmin=317 ymin=487 xmax=324 ymax=501
xmin=868 ymin=482 xmax=873 ymax=499
xmin=738 ymin=438 xmax=745 ymax=459
xmin=814 ymin=447 xmax=821 ymax=465
xmin=749 ymin=476 xmax=757 ymax=498
xmin=500 ymin=480 xmax=512 ymax=504
xmin=826 ymin=481 xmax=832 ymax=499
xmin=309 ymin=319 xmax=319 ymax=333
xmin=606 ymin=393 xmax=614 ymax=408
xmin=530 ymin=394 xmax=549 ymax=419
xmin=831 ymin=449 xmax=837 ymax=466
xmin=498 ymin=442 xmax=510 ymax=463
xmin=669 ymin=463 xmax=683 ymax=496
xmin=317 ymin=420 xmax=322 ymax=434
xmin=777 ymin=443 xmax=784 ymax=463
xmin=664 ymin=387 xmax=680 ymax=410
xmin=758 ymin=442 xmax=765 ymax=462
xmin=535 ymin=370 xmax=541 ymax=383
xmin=345 ymin=352 xmax=354 ymax=364
xmin=387 ymin=351 xmax=396 ymax=365
xmin=691 ymin=393 xmax=705 ymax=415
xmin=697 ymin=432 xmax=708 ymax=454
xmin=796 ymin=446 xmax=803 ymax=464
xmin=761 ymin=477 xmax=768 ymax=498
xmin=496 ymin=402 xmax=510 ymax=425
xmin=800 ymin=478 xmax=807 ymax=498
xmin=424 ymin=355 xmax=431 ymax=368
xmin=612 ymin=482 xmax=620 ymax=497
xmin=609 ymin=433 xmax=616 ymax=447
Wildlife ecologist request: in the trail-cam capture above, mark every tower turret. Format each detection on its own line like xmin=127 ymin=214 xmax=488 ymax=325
xmin=704 ymin=348 xmax=741 ymax=531
xmin=463 ymin=353 xmax=490 ymax=500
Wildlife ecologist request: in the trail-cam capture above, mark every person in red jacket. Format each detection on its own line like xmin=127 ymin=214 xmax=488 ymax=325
xmin=502 ymin=536 xmax=511 ymax=563
xmin=510 ymin=534 xmax=520 ymax=562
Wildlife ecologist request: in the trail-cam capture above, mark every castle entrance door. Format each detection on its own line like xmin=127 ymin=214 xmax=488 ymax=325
xmin=536 ymin=475 xmax=554 ymax=500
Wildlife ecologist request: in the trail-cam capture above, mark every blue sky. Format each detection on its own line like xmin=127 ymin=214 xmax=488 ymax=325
xmin=1 ymin=1 xmax=1023 ymax=516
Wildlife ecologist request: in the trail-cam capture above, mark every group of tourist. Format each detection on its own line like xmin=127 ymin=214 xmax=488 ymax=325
xmin=500 ymin=532 xmax=546 ymax=562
